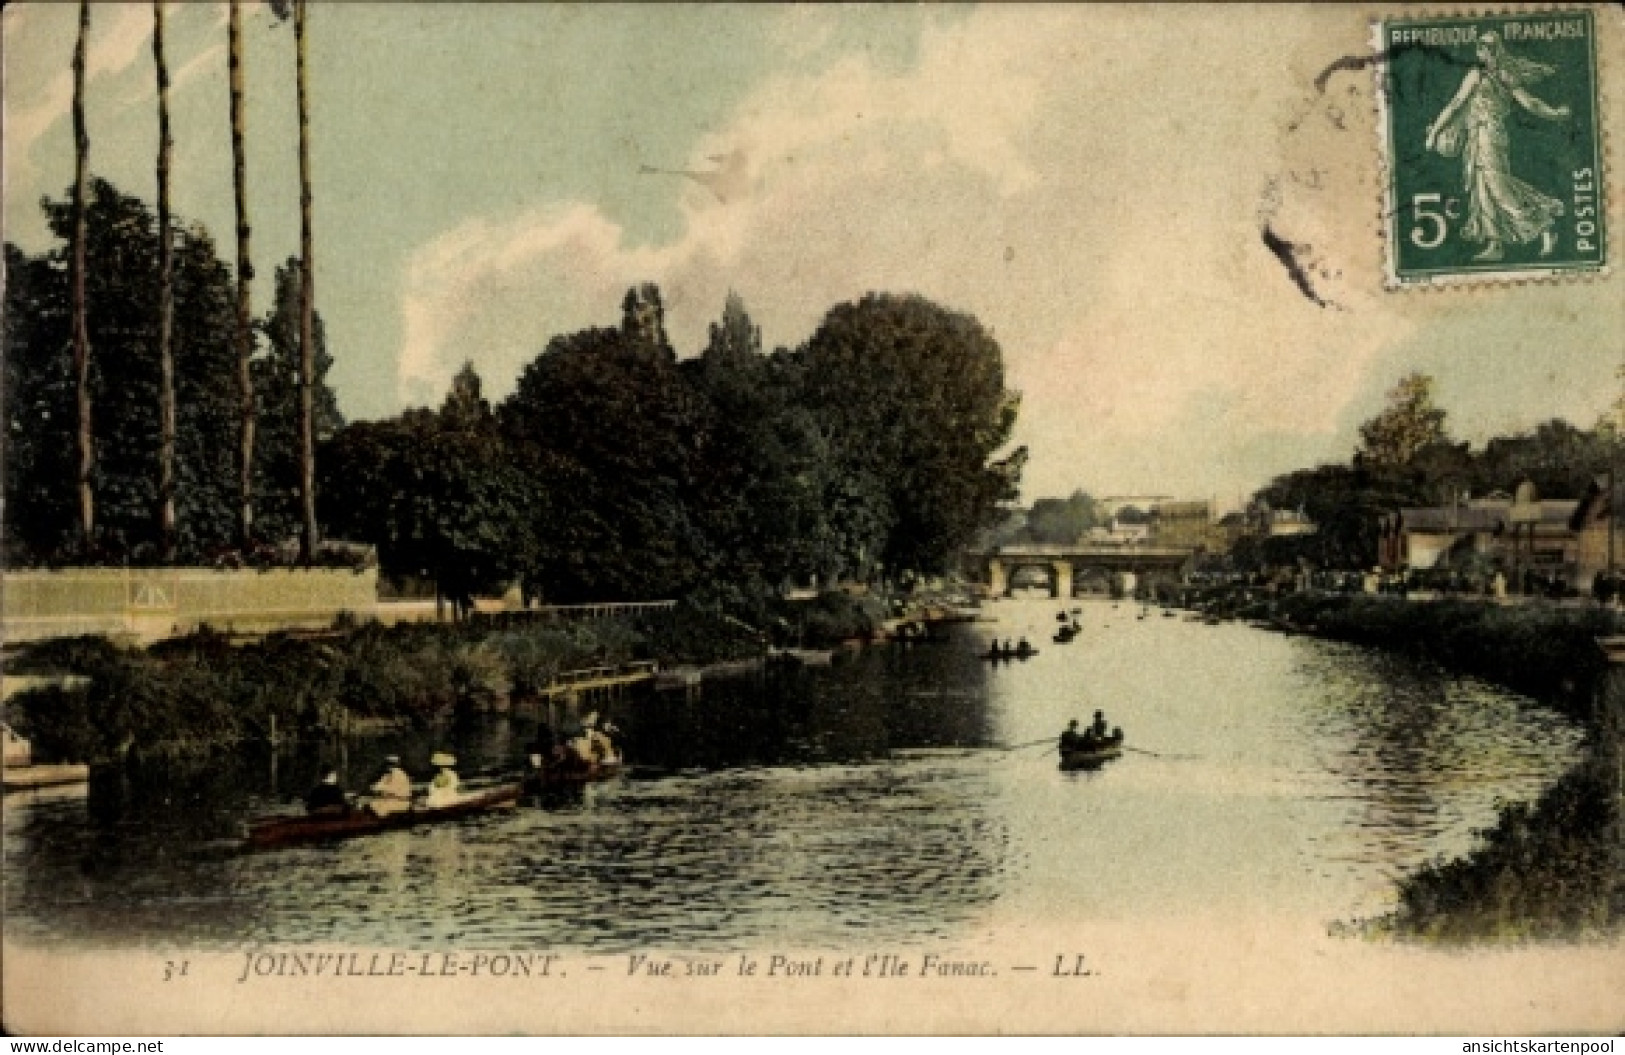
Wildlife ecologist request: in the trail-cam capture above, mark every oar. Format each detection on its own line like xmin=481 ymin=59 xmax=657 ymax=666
xmin=999 ymin=736 xmax=1058 ymax=752
xmin=1122 ymin=745 xmax=1202 ymax=760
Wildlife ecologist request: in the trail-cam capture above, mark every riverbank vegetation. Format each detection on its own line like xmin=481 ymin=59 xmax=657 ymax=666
xmin=5 ymin=605 xmax=764 ymax=764
xmin=1381 ymin=750 xmax=1623 ymax=940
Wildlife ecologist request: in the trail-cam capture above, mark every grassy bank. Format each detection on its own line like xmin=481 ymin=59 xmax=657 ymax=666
xmin=5 ymin=603 xmax=763 ymax=764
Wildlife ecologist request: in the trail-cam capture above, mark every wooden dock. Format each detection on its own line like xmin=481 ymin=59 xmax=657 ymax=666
xmin=536 ymin=661 xmax=659 ymax=699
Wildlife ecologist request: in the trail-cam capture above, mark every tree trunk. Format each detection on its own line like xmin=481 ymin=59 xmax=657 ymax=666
xmin=70 ymin=0 xmax=94 ymax=544
xmin=295 ymin=0 xmax=318 ymax=563
xmin=230 ymin=0 xmax=257 ymax=550
xmin=154 ymin=0 xmax=177 ymax=560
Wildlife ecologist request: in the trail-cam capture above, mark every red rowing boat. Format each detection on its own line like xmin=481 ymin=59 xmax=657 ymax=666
xmin=243 ymin=782 xmax=521 ymax=851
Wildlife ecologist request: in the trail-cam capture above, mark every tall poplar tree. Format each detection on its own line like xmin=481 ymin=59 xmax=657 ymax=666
xmin=153 ymin=0 xmax=178 ymax=558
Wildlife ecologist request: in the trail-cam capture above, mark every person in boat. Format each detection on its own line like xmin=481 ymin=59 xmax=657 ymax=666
xmin=595 ymin=720 xmax=623 ymax=765
xmin=364 ymin=755 xmax=413 ymax=817
xmin=1016 ymin=637 xmax=1032 ymax=654
xmin=1086 ymin=710 xmax=1111 ymax=744
xmin=571 ymin=718 xmax=618 ymax=766
xmin=422 ymin=751 xmax=461 ymax=808
xmin=304 ymin=769 xmax=350 ymax=816
xmin=524 ymin=737 xmax=549 ymax=776
xmin=1059 ymin=719 xmax=1083 ymax=753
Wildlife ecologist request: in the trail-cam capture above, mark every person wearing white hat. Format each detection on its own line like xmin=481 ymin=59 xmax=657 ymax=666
xmin=304 ymin=769 xmax=350 ymax=816
xmin=423 ymin=751 xmax=461 ymax=808
xmin=364 ymin=754 xmax=413 ymax=817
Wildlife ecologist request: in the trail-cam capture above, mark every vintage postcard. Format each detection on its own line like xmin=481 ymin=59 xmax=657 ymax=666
xmin=3 ymin=2 xmax=1623 ymax=1037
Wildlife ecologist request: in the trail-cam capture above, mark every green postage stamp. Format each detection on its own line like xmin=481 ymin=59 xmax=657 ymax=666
xmin=1377 ymin=9 xmax=1606 ymax=284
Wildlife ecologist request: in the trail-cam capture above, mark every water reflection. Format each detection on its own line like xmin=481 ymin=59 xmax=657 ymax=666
xmin=3 ymin=600 xmax=1584 ymax=949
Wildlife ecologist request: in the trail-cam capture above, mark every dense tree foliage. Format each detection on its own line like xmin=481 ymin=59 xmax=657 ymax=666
xmin=1022 ymin=491 xmax=1100 ymax=544
xmin=1357 ymin=371 xmax=1449 ymax=469
xmin=499 ymin=309 xmax=711 ymax=602
xmin=322 ymin=288 xmax=1022 ymax=606
xmin=321 ymin=365 xmax=523 ymax=613
xmin=798 ymin=293 xmax=1025 ymax=575
xmin=4 ymin=182 xmax=340 ymax=564
xmin=254 ymin=257 xmax=343 ymax=544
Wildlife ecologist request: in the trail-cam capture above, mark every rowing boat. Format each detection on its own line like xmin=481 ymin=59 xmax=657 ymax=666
xmin=980 ymin=647 xmax=1039 ymax=661
xmin=243 ymin=782 xmax=521 ymax=851
xmin=1059 ymin=731 xmax=1125 ymax=771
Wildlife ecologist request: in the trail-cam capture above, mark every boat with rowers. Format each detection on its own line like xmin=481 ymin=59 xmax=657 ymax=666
xmin=1059 ymin=730 xmax=1124 ymax=771
xmin=244 ymin=781 xmax=522 ymax=851
xmin=1057 ymin=712 xmax=1125 ymax=771
xmin=981 ymin=638 xmax=1038 ymax=661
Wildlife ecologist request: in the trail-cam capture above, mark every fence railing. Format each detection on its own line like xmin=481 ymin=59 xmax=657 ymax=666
xmin=513 ymin=601 xmax=677 ymax=620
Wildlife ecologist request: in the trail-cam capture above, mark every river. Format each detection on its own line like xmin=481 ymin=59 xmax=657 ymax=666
xmin=2 ymin=599 xmax=1585 ymax=951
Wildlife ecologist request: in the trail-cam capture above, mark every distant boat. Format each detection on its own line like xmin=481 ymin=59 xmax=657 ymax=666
xmin=4 ymin=762 xmax=91 ymax=792
xmin=981 ymin=644 xmax=1039 ymax=661
xmin=2 ymin=723 xmax=89 ymax=793
xmin=769 ymin=648 xmax=835 ymax=666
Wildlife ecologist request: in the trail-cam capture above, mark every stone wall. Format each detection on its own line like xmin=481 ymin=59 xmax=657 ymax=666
xmin=2 ymin=567 xmax=379 ymax=644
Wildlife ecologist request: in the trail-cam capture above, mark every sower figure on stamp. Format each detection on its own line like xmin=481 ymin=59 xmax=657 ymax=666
xmin=1425 ymin=31 xmax=1571 ymax=262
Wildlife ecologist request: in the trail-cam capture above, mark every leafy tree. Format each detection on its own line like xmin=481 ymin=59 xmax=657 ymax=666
xmin=1468 ymin=419 xmax=1616 ymax=499
xmin=1358 ymin=372 xmax=1449 ymax=468
xmin=3 ymin=244 xmax=76 ymax=562
xmin=1024 ymin=491 xmax=1100 ymax=544
xmin=254 ymin=257 xmax=342 ymax=545
xmin=798 ymin=293 xmax=1024 ymax=576
xmin=7 ymin=181 xmax=244 ymax=561
xmin=5 ymin=192 xmax=341 ymax=565
xmin=320 ymin=364 xmax=527 ymax=617
xmin=500 ymin=306 xmax=710 ymax=602
xmin=682 ymin=294 xmax=841 ymax=604
xmin=1255 ymin=463 xmax=1419 ymax=569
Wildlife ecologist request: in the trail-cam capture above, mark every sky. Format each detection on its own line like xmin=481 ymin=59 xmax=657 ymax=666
xmin=5 ymin=3 xmax=1622 ymax=506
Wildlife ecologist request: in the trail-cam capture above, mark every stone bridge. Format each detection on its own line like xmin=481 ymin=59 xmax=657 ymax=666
xmin=968 ymin=544 xmax=1196 ymax=598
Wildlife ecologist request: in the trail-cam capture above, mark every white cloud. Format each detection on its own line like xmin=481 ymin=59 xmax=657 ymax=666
xmin=393 ymin=7 xmax=1444 ymax=499
xmin=6 ymin=5 xmax=153 ymax=181
xmin=6 ymin=4 xmax=230 ymax=186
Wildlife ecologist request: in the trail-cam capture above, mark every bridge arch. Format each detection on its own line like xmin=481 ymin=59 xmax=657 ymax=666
xmin=975 ymin=544 xmax=1193 ymax=599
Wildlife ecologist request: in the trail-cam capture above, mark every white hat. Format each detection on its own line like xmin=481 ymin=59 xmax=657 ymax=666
xmin=430 ymin=751 xmax=457 ymax=768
